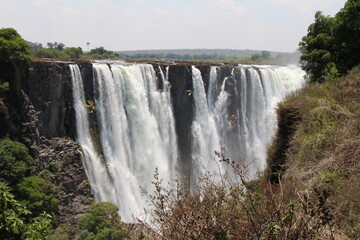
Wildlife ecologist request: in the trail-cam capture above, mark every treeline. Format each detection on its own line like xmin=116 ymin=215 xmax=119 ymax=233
xmin=29 ymin=42 xmax=120 ymax=60
xmin=28 ymin=41 xmax=300 ymax=64
xmin=299 ymin=0 xmax=360 ymax=82
xmin=118 ymin=50 xmax=300 ymax=64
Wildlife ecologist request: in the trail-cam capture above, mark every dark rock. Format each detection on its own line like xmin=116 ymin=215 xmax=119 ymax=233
xmin=23 ymin=61 xmax=76 ymax=139
xmin=35 ymin=137 xmax=91 ymax=226
xmin=167 ymin=65 xmax=194 ymax=179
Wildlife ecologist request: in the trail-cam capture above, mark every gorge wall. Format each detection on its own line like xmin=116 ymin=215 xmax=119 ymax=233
xmin=20 ymin=60 xmax=305 ymax=223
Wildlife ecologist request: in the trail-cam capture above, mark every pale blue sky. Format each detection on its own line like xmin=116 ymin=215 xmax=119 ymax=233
xmin=0 ymin=0 xmax=347 ymax=52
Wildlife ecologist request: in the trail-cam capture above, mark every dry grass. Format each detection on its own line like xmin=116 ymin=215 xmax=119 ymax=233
xmin=268 ymin=66 xmax=360 ymax=239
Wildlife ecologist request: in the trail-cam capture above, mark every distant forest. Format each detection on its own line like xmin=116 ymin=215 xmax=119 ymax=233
xmin=27 ymin=41 xmax=300 ymax=65
xmin=117 ymin=49 xmax=301 ymax=64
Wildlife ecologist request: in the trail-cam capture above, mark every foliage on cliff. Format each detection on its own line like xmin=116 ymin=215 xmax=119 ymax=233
xmin=0 ymin=138 xmax=60 ymax=239
xmin=0 ymin=183 xmax=52 ymax=240
xmin=0 ymin=28 xmax=32 ymax=97
xmin=0 ymin=138 xmax=33 ymax=186
xmin=0 ymin=28 xmax=32 ymax=65
xmin=299 ymin=0 xmax=360 ymax=82
xmin=76 ymin=202 xmax=127 ymax=240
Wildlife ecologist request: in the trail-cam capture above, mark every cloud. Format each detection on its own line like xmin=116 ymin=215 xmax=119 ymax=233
xmin=209 ymin=0 xmax=246 ymax=15
xmin=151 ymin=8 xmax=173 ymax=18
xmin=266 ymin=0 xmax=345 ymax=14
xmin=0 ymin=0 xmax=348 ymax=51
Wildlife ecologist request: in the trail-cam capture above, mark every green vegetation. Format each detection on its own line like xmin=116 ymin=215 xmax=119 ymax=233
xmin=299 ymin=0 xmax=360 ymax=82
xmin=77 ymin=202 xmax=126 ymax=240
xmin=0 ymin=28 xmax=32 ymax=65
xmin=29 ymin=41 xmax=83 ymax=59
xmin=118 ymin=50 xmax=298 ymax=64
xmin=0 ymin=183 xmax=52 ymax=240
xmin=82 ymin=47 xmax=119 ymax=60
xmin=16 ymin=177 xmax=59 ymax=218
xmin=0 ymin=138 xmax=59 ymax=239
xmin=0 ymin=138 xmax=33 ymax=186
xmin=29 ymin=42 xmax=120 ymax=60
xmin=0 ymin=28 xmax=32 ymax=96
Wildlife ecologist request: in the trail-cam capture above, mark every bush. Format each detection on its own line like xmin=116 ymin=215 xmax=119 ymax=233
xmin=16 ymin=176 xmax=59 ymax=217
xmin=143 ymin=163 xmax=335 ymax=240
xmin=0 ymin=183 xmax=52 ymax=240
xmin=0 ymin=138 xmax=33 ymax=186
xmin=0 ymin=28 xmax=32 ymax=96
xmin=0 ymin=28 xmax=32 ymax=64
xmin=78 ymin=202 xmax=126 ymax=240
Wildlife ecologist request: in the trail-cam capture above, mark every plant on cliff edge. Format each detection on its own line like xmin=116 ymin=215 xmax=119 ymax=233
xmin=16 ymin=176 xmax=59 ymax=218
xmin=0 ymin=28 xmax=32 ymax=96
xmin=0 ymin=138 xmax=33 ymax=187
xmin=0 ymin=183 xmax=52 ymax=240
xmin=77 ymin=202 xmax=127 ymax=240
xmin=0 ymin=28 xmax=32 ymax=65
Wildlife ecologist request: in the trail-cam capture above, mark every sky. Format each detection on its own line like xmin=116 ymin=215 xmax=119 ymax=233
xmin=0 ymin=0 xmax=347 ymax=52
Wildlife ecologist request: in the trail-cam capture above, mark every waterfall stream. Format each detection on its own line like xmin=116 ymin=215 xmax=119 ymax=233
xmin=70 ymin=63 xmax=305 ymax=221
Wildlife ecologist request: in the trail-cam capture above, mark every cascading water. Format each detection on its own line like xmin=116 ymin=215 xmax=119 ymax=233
xmin=70 ymin=62 xmax=305 ymax=221
xmin=190 ymin=65 xmax=305 ymax=178
xmin=80 ymin=63 xmax=178 ymax=221
xmin=70 ymin=64 xmax=116 ymax=204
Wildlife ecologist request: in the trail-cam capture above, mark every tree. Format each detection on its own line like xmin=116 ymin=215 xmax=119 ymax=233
xmin=78 ymin=202 xmax=126 ymax=240
xmin=299 ymin=11 xmax=335 ymax=82
xmin=299 ymin=1 xmax=360 ymax=82
xmin=251 ymin=53 xmax=262 ymax=61
xmin=46 ymin=42 xmax=54 ymax=49
xmin=64 ymin=47 xmax=83 ymax=59
xmin=0 ymin=183 xmax=52 ymax=240
xmin=56 ymin=43 xmax=65 ymax=51
xmin=0 ymin=138 xmax=33 ymax=186
xmin=0 ymin=28 xmax=32 ymax=64
xmin=0 ymin=28 xmax=32 ymax=95
xmin=261 ymin=50 xmax=271 ymax=60
xmin=333 ymin=0 xmax=360 ymax=73
xmin=16 ymin=176 xmax=59 ymax=218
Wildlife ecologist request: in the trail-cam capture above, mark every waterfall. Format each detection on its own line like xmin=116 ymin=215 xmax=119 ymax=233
xmin=70 ymin=64 xmax=116 ymax=203
xmin=235 ymin=65 xmax=305 ymax=175
xmin=190 ymin=65 xmax=305 ymax=178
xmin=73 ymin=63 xmax=178 ymax=221
xmin=191 ymin=66 xmax=224 ymax=183
xmin=70 ymin=63 xmax=305 ymax=221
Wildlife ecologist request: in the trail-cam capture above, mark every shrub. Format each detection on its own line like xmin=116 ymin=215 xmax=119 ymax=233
xmin=142 ymin=162 xmax=336 ymax=240
xmin=16 ymin=176 xmax=59 ymax=217
xmin=0 ymin=183 xmax=52 ymax=240
xmin=78 ymin=202 xmax=126 ymax=240
xmin=0 ymin=138 xmax=33 ymax=186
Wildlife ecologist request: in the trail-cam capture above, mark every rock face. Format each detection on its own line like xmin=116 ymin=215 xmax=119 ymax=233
xmin=24 ymin=61 xmax=76 ymax=139
xmin=167 ymin=65 xmax=194 ymax=177
xmin=35 ymin=137 xmax=91 ymax=225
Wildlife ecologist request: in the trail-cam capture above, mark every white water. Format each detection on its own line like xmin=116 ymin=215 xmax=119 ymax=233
xmin=92 ymin=63 xmax=177 ymax=221
xmin=190 ymin=65 xmax=305 ymax=178
xmin=70 ymin=64 xmax=116 ymax=203
xmin=191 ymin=66 xmax=223 ymax=182
xmin=71 ymin=63 xmax=305 ymax=221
